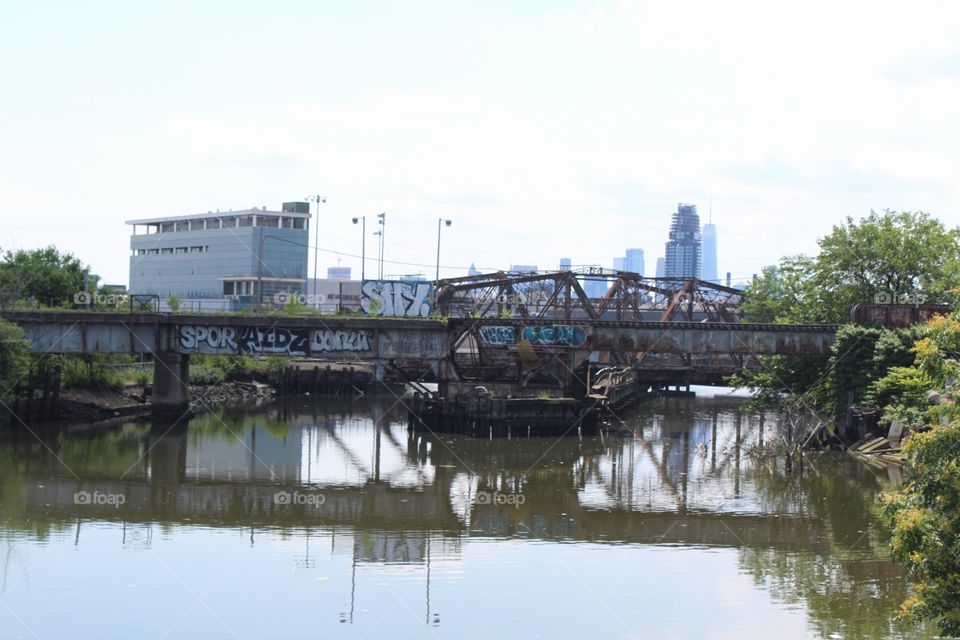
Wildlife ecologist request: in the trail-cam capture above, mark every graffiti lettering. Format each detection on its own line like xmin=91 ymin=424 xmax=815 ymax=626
xmin=478 ymin=325 xmax=516 ymax=345
xmin=179 ymin=325 xmax=309 ymax=355
xmin=310 ymin=329 xmax=373 ymax=352
xmin=361 ymin=280 xmax=434 ymax=318
xmin=237 ymin=327 xmax=308 ymax=355
xmin=180 ymin=325 xmax=238 ymax=351
xmin=521 ymin=326 xmax=586 ymax=347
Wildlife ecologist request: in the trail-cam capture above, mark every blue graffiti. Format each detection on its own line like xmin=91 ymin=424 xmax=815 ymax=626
xmin=479 ymin=325 xmax=516 ymax=345
xmin=521 ymin=326 xmax=586 ymax=347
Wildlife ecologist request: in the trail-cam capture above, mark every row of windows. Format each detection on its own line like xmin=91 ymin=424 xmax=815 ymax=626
xmin=153 ymin=216 xmax=305 ymax=233
xmin=134 ymin=246 xmax=210 ymax=256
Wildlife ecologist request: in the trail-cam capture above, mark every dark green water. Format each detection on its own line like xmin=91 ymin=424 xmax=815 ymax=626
xmin=0 ymin=391 xmax=931 ymax=639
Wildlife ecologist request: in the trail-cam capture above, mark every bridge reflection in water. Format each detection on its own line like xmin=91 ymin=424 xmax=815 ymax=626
xmin=0 ymin=395 xmax=926 ymax=638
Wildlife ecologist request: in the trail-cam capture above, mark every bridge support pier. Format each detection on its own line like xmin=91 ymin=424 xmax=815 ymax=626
xmin=152 ymin=352 xmax=190 ymax=415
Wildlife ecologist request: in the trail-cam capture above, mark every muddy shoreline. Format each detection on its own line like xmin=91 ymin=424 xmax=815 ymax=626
xmin=4 ymin=381 xmax=279 ymax=425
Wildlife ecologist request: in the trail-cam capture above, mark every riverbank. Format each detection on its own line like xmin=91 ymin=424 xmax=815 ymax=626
xmin=3 ymin=381 xmax=279 ymax=425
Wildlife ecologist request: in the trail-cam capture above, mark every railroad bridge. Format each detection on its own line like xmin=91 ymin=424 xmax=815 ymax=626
xmin=3 ymin=309 xmax=836 ymax=416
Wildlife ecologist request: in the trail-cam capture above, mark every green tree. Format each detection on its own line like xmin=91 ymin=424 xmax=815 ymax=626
xmin=884 ymin=422 xmax=960 ymax=636
xmin=814 ymin=210 xmax=960 ymax=320
xmin=0 ymin=318 xmax=29 ymax=401
xmin=0 ymin=246 xmax=92 ymax=309
xmin=743 ymin=211 xmax=960 ymax=326
xmin=737 ymin=210 xmax=959 ymax=414
xmin=742 ymin=256 xmax=819 ymax=323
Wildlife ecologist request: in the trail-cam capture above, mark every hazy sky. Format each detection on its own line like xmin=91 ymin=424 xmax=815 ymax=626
xmin=3 ymin=0 xmax=960 ymax=285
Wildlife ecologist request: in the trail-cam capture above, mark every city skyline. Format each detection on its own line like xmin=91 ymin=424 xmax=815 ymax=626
xmin=3 ymin=1 xmax=960 ymax=287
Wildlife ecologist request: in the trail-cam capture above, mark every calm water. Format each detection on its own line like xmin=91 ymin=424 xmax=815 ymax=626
xmin=0 ymin=391 xmax=930 ymax=639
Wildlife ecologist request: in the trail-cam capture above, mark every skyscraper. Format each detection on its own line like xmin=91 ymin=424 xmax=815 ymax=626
xmin=702 ymin=222 xmax=718 ymax=283
xmin=612 ymin=257 xmax=625 ymax=271
xmin=664 ymin=203 xmax=701 ymax=279
xmin=624 ymin=248 xmax=644 ymax=276
xmin=655 ymin=257 xmax=665 ymax=278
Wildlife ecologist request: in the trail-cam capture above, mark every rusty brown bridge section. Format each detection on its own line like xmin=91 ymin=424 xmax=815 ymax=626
xmin=2 ymin=311 xmax=837 ymax=412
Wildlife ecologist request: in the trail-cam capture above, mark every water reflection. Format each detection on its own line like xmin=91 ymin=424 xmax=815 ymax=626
xmin=0 ymin=394 xmax=931 ymax=639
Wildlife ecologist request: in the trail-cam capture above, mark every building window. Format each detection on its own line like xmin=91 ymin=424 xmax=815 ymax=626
xmin=160 ymin=223 xmax=174 ymax=233
xmin=161 ymin=248 xmax=173 ymax=255
xmin=238 ymin=216 xmax=253 ymax=227
xmin=190 ymin=220 xmax=206 ymax=231
xmin=223 ymin=282 xmax=235 ymax=295
xmin=222 ymin=217 xmax=237 ymax=228
xmin=258 ymin=216 xmax=279 ymax=228
xmin=175 ymin=221 xmax=189 ymax=232
xmin=175 ymin=247 xmax=188 ymax=254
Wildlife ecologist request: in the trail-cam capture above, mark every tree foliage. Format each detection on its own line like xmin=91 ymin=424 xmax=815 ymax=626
xmin=737 ymin=210 xmax=958 ymax=415
xmin=884 ymin=422 xmax=960 ymax=636
xmin=0 ymin=318 xmax=30 ymax=402
xmin=0 ymin=246 xmax=92 ymax=310
xmin=743 ymin=210 xmax=960 ymax=325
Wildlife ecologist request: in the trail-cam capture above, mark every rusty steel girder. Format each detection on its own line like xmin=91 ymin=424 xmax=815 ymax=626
xmin=435 ymin=269 xmax=744 ymax=323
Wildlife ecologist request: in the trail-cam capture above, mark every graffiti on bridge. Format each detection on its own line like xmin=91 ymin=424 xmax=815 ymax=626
xmin=311 ymin=329 xmax=372 ymax=352
xmin=478 ymin=325 xmax=516 ymax=345
xmin=235 ymin=327 xmax=310 ymax=355
xmin=361 ymin=280 xmax=434 ymax=318
xmin=179 ymin=325 xmax=374 ymax=355
xmin=478 ymin=325 xmax=587 ymax=347
xmin=521 ymin=326 xmax=586 ymax=346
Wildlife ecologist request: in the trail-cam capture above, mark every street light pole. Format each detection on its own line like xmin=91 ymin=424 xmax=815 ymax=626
xmin=376 ymin=212 xmax=386 ymax=279
xmin=306 ymin=195 xmax=326 ymax=305
xmin=435 ymin=218 xmax=452 ymax=282
xmin=352 ymin=216 xmax=366 ymax=281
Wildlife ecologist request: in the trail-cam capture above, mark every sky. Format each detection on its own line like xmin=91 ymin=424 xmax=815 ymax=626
xmin=2 ymin=0 xmax=960 ymax=286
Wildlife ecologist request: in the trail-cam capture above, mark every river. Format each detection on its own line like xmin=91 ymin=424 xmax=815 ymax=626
xmin=0 ymin=390 xmax=932 ymax=639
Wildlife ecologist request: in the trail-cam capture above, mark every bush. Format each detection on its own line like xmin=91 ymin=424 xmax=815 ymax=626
xmin=61 ymin=354 xmax=130 ymax=391
xmin=0 ymin=319 xmax=29 ymax=401
xmin=884 ymin=422 xmax=960 ymax=636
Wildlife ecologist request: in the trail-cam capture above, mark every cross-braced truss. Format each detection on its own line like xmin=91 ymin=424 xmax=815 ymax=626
xmin=435 ymin=268 xmax=744 ymax=323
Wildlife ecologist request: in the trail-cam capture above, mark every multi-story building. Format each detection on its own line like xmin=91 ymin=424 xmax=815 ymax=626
xmin=664 ymin=203 xmax=701 ymax=279
xmin=655 ymin=257 xmax=665 ymax=278
xmin=612 ymin=257 xmax=625 ymax=271
xmin=624 ymin=248 xmax=644 ymax=276
xmin=702 ymin=222 xmax=718 ymax=283
xmin=127 ymin=203 xmax=310 ymax=310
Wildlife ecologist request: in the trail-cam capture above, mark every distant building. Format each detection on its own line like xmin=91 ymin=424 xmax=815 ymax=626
xmin=624 ymin=248 xmax=644 ymax=276
xmin=583 ymin=277 xmax=610 ymax=299
xmin=308 ymin=278 xmax=361 ymax=313
xmin=612 ymin=257 xmax=625 ymax=271
xmin=468 ymin=262 xmax=481 ymax=276
xmin=702 ymin=222 xmax=718 ymax=283
xmin=327 ymin=266 xmax=351 ymax=280
xmin=509 ymin=264 xmax=538 ymax=274
xmin=559 ymin=258 xmax=572 ymax=271
xmin=664 ymin=203 xmax=701 ymax=279
xmin=655 ymin=257 xmax=665 ymax=278
xmin=127 ymin=203 xmax=310 ymax=309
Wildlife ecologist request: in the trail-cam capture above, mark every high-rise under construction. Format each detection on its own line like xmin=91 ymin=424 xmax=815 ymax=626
xmin=664 ymin=203 xmax=702 ymax=279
